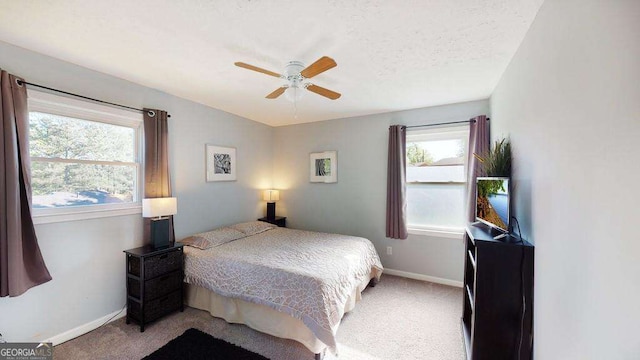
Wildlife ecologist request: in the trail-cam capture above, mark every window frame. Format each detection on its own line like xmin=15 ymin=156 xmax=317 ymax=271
xmin=405 ymin=125 xmax=470 ymax=238
xmin=27 ymin=89 xmax=143 ymax=224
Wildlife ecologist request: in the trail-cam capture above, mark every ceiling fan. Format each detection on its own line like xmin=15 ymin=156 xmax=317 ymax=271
xmin=234 ymin=56 xmax=341 ymax=101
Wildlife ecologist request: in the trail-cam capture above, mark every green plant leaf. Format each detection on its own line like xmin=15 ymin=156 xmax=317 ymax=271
xmin=481 ymin=138 xmax=511 ymax=176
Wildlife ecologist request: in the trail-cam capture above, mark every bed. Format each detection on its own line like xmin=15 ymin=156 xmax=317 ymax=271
xmin=181 ymin=221 xmax=383 ymax=358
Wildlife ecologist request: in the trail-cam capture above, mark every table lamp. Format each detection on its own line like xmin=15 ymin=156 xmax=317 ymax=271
xmin=142 ymin=197 xmax=177 ymax=248
xmin=263 ymin=190 xmax=280 ymax=220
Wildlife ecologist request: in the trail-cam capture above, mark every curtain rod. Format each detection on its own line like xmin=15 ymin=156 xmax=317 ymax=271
xmin=16 ymin=80 xmax=171 ymax=118
xmin=404 ymin=117 xmax=489 ymax=129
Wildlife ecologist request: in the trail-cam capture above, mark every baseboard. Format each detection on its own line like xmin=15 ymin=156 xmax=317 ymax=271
xmin=383 ymin=268 xmax=463 ymax=288
xmin=45 ymin=306 xmax=127 ymax=346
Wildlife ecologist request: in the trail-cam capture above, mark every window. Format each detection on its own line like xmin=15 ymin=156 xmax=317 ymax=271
xmin=406 ymin=126 xmax=469 ymax=236
xmin=28 ymin=90 xmax=142 ymax=223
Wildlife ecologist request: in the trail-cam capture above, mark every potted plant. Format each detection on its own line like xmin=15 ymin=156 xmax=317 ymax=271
xmin=475 ymin=138 xmax=511 ymax=177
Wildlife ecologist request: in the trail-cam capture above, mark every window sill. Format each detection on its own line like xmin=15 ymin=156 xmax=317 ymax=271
xmin=407 ymin=226 xmax=465 ymax=240
xmin=33 ymin=204 xmax=142 ymax=225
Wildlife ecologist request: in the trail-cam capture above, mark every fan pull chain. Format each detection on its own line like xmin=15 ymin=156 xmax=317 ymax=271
xmin=294 ymin=96 xmax=298 ymax=120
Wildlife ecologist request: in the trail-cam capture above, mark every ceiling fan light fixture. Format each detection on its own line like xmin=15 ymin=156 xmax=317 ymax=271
xmin=284 ymin=84 xmax=305 ymax=102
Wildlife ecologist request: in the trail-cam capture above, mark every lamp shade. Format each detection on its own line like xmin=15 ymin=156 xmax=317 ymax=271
xmin=263 ymin=190 xmax=280 ymax=202
xmin=142 ymin=197 xmax=177 ymax=218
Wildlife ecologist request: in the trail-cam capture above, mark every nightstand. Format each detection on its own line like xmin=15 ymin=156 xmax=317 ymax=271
xmin=258 ymin=216 xmax=286 ymax=227
xmin=124 ymin=244 xmax=184 ymax=332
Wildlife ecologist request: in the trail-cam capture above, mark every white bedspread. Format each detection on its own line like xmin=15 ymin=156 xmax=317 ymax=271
xmin=183 ymin=227 xmax=383 ymax=352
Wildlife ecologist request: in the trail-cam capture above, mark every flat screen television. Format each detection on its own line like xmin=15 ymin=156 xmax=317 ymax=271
xmin=476 ymin=177 xmax=510 ymax=233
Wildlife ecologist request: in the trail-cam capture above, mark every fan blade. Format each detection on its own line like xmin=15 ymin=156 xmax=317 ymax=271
xmin=235 ymin=62 xmax=281 ymax=78
xmin=300 ymin=56 xmax=337 ymax=79
xmin=306 ymin=84 xmax=341 ymax=100
xmin=266 ymin=86 xmax=287 ymax=99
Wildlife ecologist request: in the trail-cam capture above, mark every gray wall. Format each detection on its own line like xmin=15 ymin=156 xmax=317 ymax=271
xmin=490 ymin=0 xmax=640 ymax=358
xmin=0 ymin=40 xmax=273 ymax=342
xmin=273 ymin=100 xmax=489 ymax=282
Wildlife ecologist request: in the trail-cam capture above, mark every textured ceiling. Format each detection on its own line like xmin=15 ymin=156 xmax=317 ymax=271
xmin=0 ymin=0 xmax=543 ymax=126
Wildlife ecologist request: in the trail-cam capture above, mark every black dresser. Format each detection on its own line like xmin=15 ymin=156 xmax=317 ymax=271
xmin=124 ymin=244 xmax=184 ymax=332
xmin=462 ymin=223 xmax=534 ymax=360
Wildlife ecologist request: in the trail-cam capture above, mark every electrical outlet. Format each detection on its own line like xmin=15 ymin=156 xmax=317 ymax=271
xmin=386 ymin=246 xmax=392 ymax=255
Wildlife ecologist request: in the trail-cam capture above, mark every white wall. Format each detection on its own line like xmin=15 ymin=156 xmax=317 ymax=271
xmin=490 ymin=0 xmax=640 ymax=358
xmin=0 ymin=40 xmax=273 ymax=342
xmin=273 ymin=100 xmax=489 ymax=282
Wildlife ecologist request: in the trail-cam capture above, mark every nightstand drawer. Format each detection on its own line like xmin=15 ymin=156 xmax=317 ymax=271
xmin=144 ymin=249 xmax=182 ymax=279
xmin=146 ymin=270 xmax=182 ymax=300
xmin=128 ymin=290 xmax=181 ymax=323
xmin=127 ymin=270 xmax=182 ymax=301
xmin=127 ymin=248 xmax=182 ymax=278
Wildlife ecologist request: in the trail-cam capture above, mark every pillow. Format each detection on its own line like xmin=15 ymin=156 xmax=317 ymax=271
xmin=180 ymin=227 xmax=245 ymax=249
xmin=231 ymin=221 xmax=277 ymax=236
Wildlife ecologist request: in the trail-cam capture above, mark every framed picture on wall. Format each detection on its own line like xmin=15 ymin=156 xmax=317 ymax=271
xmin=310 ymin=151 xmax=337 ymax=183
xmin=206 ymin=145 xmax=236 ymax=182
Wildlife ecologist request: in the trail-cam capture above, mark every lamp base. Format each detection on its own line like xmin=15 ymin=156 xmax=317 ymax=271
xmin=266 ymin=202 xmax=276 ymax=220
xmin=150 ymin=218 xmax=170 ymax=248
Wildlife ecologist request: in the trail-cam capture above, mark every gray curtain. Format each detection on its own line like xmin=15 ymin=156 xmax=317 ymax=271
xmin=386 ymin=125 xmax=408 ymax=239
xmin=143 ymin=109 xmax=174 ymax=243
xmin=466 ymin=115 xmax=490 ymax=222
xmin=1 ymin=70 xmax=52 ymax=297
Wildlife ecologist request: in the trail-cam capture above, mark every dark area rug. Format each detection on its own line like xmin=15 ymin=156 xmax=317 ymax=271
xmin=143 ymin=328 xmax=270 ymax=360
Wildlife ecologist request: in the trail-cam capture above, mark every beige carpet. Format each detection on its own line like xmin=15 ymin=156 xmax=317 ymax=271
xmin=54 ymin=275 xmax=465 ymax=360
